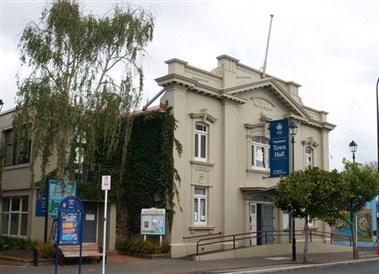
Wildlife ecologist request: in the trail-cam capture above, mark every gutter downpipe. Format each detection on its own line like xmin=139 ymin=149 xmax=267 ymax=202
xmin=142 ymin=88 xmax=166 ymax=111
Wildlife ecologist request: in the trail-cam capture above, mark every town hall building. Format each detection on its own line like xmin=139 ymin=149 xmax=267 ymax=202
xmin=0 ymin=54 xmax=335 ymax=258
xmin=156 ymin=54 xmax=335 ymax=257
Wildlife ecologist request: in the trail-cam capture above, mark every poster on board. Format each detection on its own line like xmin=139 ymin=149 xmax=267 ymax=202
xmin=140 ymin=208 xmax=166 ymax=235
xmin=48 ymin=180 xmax=76 ymax=219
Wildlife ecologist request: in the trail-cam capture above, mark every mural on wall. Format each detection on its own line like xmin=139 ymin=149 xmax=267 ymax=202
xmin=334 ymin=209 xmax=372 ymax=242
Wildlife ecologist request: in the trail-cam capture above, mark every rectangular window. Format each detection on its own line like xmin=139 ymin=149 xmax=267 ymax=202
xmin=194 ymin=123 xmax=208 ymax=161
xmin=305 ymin=146 xmax=313 ymax=168
xmin=4 ymin=130 xmax=14 ymax=166
xmin=307 ymin=215 xmax=315 ymax=227
xmin=282 ymin=212 xmax=289 ymax=230
xmin=3 ymin=129 xmax=31 ymax=167
xmin=0 ymin=197 xmax=28 ymax=237
xmin=193 ymin=187 xmax=207 ymax=225
xmin=251 ymin=136 xmax=269 ymax=170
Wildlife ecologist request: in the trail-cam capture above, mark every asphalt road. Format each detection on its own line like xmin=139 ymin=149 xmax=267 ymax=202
xmin=277 ymin=260 xmax=379 ymax=274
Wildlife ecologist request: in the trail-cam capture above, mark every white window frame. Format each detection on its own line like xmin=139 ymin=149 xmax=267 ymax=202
xmin=193 ymin=187 xmax=207 ymax=225
xmin=194 ymin=122 xmax=208 ymax=162
xmin=282 ymin=211 xmax=290 ymax=231
xmin=0 ymin=196 xmax=28 ymax=237
xmin=305 ymin=146 xmax=313 ymax=168
xmin=251 ymin=136 xmax=270 ymax=170
xmin=307 ymin=215 xmax=316 ymax=228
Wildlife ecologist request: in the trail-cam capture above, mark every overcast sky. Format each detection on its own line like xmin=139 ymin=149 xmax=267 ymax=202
xmin=0 ymin=0 xmax=378 ymax=170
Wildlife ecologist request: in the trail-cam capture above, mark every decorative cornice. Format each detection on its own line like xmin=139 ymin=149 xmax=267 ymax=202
xmin=216 ymin=54 xmax=240 ymax=63
xmin=224 ymin=78 xmax=310 ymax=120
xmin=301 ymin=137 xmax=319 ymax=148
xmin=289 ymin=114 xmax=335 ymax=131
xmin=244 ymin=122 xmax=265 ymax=130
xmin=190 ymin=160 xmax=215 ymax=167
xmin=189 ymin=112 xmax=217 ymax=124
xmin=155 ymin=73 xmax=246 ymax=104
xmin=165 ymin=58 xmax=188 ymax=65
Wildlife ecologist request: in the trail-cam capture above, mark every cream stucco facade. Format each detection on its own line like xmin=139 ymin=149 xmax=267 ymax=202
xmin=0 ymin=109 xmax=117 ymax=251
xmin=156 ymin=55 xmax=335 ymax=258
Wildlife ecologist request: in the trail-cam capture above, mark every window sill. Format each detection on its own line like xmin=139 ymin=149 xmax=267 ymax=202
xmin=3 ymin=163 xmax=31 ymax=171
xmin=246 ymin=167 xmax=269 ymax=174
xmin=189 ymin=225 xmax=215 ymax=231
xmin=190 ymin=160 xmax=215 ymax=167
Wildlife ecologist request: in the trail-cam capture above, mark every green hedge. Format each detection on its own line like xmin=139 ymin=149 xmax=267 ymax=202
xmin=0 ymin=236 xmax=33 ymax=251
xmin=0 ymin=236 xmax=55 ymax=258
xmin=116 ymin=239 xmax=170 ymax=254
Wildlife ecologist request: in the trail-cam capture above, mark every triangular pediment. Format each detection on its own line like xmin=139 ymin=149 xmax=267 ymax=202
xmin=224 ymin=78 xmax=310 ymax=120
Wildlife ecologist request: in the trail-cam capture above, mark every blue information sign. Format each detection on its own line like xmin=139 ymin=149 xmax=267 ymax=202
xmin=57 ymin=196 xmax=83 ymax=245
xmin=55 ymin=196 xmax=84 ymax=274
xmin=35 ymin=196 xmax=47 ymax=217
xmin=269 ymin=118 xmax=289 ymax=177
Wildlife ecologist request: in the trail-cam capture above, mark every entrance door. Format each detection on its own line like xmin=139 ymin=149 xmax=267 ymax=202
xmin=249 ymin=202 xmax=257 ymax=246
xmin=261 ymin=204 xmax=274 ymax=244
xmin=83 ymin=202 xmax=98 ymax=243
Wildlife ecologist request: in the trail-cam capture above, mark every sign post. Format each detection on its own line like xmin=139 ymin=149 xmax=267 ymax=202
xmin=55 ymin=196 xmax=84 ymax=274
xmin=101 ymin=175 xmax=111 ymax=274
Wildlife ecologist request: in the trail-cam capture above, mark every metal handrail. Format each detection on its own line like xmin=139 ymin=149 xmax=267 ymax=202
xmin=196 ymin=229 xmax=352 ymax=256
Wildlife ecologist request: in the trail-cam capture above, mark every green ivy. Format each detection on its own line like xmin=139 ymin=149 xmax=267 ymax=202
xmin=75 ymin=108 xmax=180 ymax=235
xmin=119 ymin=108 xmax=179 ymax=234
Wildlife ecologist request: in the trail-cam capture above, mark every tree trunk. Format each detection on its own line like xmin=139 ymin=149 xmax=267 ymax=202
xmin=350 ymin=212 xmax=359 ymax=259
xmin=116 ymin=206 xmax=129 ymax=242
xmin=303 ymin=215 xmax=309 ymax=263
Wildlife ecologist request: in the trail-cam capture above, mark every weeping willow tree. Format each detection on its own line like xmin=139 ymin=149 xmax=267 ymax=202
xmin=12 ymin=1 xmax=154 ymax=239
xmin=14 ymin=1 xmax=154 ymax=186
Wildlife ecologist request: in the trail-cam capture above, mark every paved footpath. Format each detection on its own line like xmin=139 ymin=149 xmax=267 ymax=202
xmin=0 ymin=250 xmax=378 ymax=274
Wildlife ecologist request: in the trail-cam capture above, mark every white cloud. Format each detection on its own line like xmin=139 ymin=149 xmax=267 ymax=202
xmin=0 ymin=0 xmax=378 ymax=170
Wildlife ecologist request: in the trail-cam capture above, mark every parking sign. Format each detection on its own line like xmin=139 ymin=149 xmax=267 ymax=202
xmin=101 ymin=175 xmax=111 ymax=190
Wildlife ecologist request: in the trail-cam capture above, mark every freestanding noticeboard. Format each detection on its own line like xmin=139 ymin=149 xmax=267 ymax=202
xmin=55 ymin=196 xmax=84 ymax=274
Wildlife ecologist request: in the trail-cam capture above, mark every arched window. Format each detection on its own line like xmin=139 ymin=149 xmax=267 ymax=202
xmin=194 ymin=122 xmax=208 ymax=161
xmin=251 ymin=136 xmax=270 ymax=169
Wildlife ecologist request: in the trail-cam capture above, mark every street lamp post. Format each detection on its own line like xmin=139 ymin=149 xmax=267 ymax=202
xmin=349 ymin=140 xmax=358 ymax=258
xmin=289 ymin=120 xmax=298 ymax=261
xmin=349 ymin=140 xmax=357 ymax=163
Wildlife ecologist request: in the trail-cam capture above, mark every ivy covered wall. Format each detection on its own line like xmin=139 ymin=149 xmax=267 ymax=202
xmin=118 ymin=109 xmax=178 ymax=235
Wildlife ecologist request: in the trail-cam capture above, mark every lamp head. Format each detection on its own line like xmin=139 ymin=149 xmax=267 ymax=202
xmin=289 ymin=120 xmax=298 ymax=136
xmin=349 ymin=140 xmax=358 ymax=153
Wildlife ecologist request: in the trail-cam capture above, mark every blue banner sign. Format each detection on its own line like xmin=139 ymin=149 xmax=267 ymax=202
xmin=269 ymin=118 xmax=289 ymax=177
xmin=35 ymin=195 xmax=47 ymax=217
xmin=48 ymin=180 xmax=76 ymax=219
xmin=57 ymin=196 xmax=84 ymax=246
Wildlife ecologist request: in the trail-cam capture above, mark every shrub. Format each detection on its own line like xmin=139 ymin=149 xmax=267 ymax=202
xmin=0 ymin=236 xmax=29 ymax=251
xmin=35 ymin=241 xmax=55 ymax=258
xmin=116 ymin=239 xmax=170 ymax=255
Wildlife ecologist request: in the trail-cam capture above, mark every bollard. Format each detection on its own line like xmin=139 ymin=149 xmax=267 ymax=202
xmin=32 ymin=248 xmax=38 ymax=266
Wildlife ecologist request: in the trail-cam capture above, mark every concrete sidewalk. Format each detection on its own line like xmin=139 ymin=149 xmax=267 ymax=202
xmin=0 ymin=249 xmax=377 ymax=274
